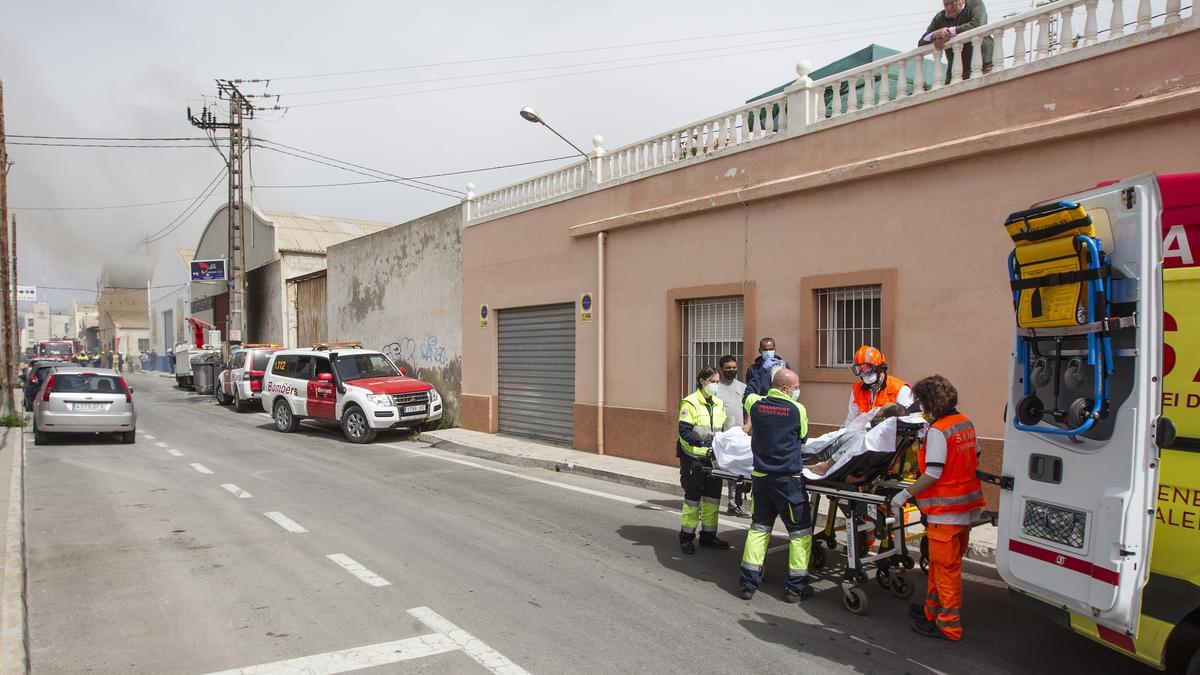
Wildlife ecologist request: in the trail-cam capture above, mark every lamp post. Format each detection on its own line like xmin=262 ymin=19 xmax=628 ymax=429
xmin=519 ymin=106 xmax=590 ymax=159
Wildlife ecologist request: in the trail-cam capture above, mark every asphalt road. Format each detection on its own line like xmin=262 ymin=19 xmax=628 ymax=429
xmin=23 ymin=372 xmax=1153 ymax=674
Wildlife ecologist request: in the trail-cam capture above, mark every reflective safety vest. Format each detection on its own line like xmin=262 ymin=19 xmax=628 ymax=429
xmin=678 ymin=389 xmax=727 ymax=459
xmin=851 ymin=374 xmax=909 ymax=414
xmin=916 ymin=413 xmax=986 ymax=514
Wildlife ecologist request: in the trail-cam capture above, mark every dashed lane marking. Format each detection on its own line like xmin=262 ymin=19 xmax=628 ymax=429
xmin=326 ymin=553 xmax=391 ymax=587
xmin=264 ymin=511 xmax=307 ymax=533
xmin=220 ymin=483 xmax=252 ymax=499
xmin=142 ymin=434 xmax=155 ymax=440
xmin=154 ymin=441 xmax=168 ymax=448
xmin=202 ymin=606 xmax=528 ymax=675
xmin=166 ymin=449 xmax=183 ymax=457
xmin=189 ymin=463 xmax=214 ymax=475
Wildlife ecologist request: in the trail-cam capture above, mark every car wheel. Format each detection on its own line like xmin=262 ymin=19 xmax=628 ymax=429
xmin=215 ymin=386 xmax=229 ymax=406
xmin=273 ymin=399 xmax=299 ymax=433
xmin=34 ymin=427 xmax=49 ymax=446
xmin=121 ymin=430 xmax=136 ymax=444
xmin=233 ymin=391 xmax=247 ymax=413
xmin=341 ymin=406 xmax=377 ymax=444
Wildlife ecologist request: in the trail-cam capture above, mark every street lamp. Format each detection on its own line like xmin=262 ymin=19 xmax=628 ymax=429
xmin=518 ymin=106 xmax=589 ymax=159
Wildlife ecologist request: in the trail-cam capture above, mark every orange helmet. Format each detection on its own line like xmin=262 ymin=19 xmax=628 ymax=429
xmin=850 ymin=345 xmax=887 ymax=376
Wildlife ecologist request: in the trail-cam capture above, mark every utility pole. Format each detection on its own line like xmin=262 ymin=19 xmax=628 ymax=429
xmin=187 ymin=79 xmax=254 ymax=345
xmin=0 ymin=79 xmax=12 ymax=413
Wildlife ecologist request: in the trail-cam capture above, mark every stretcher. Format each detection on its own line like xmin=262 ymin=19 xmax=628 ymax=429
xmin=708 ymin=418 xmax=928 ymax=614
xmin=1006 ymin=200 xmax=1136 ymax=439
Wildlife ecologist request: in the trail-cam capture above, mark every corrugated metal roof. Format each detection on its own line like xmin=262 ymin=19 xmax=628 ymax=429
xmin=258 ymin=210 xmax=394 ymax=254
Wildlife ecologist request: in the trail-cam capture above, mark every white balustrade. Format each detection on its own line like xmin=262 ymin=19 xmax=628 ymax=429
xmin=466 ymin=0 xmax=1193 ymax=222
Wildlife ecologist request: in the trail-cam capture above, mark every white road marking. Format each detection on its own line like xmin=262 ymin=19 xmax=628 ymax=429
xmin=142 ymin=434 xmax=155 ymax=440
xmin=202 ymin=632 xmax=459 ymax=675
xmin=220 ymin=483 xmax=252 ymax=499
xmin=327 ymin=553 xmax=390 ymax=587
xmin=189 ymin=463 xmax=214 ymax=475
xmin=166 ymin=449 xmax=183 ymax=457
xmin=264 ymin=511 xmax=307 ymax=533
xmin=154 ymin=441 xmax=168 ymax=448
xmin=408 ymin=606 xmax=530 ymax=675
xmin=907 ymin=657 xmax=950 ymax=675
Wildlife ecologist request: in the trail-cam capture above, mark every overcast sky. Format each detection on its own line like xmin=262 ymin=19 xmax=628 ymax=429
xmin=3 ymin=0 xmax=1035 ymax=311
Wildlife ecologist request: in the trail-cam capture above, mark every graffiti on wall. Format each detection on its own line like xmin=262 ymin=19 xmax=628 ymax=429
xmin=382 ymin=336 xmax=448 ymax=367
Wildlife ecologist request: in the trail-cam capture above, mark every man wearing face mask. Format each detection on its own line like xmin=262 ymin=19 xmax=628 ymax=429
xmin=845 ymin=345 xmax=915 ymax=428
xmin=743 ymin=337 xmax=790 ymax=404
xmin=738 ymin=368 xmax=813 ymax=602
xmin=677 ymin=367 xmax=734 ymax=554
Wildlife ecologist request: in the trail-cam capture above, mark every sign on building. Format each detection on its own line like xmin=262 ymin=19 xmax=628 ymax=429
xmin=16 ymin=286 xmax=36 ymax=302
xmin=191 ymin=259 xmax=227 ymax=281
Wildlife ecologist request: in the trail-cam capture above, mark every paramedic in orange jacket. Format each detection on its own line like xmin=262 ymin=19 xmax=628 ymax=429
xmin=890 ymin=375 xmax=984 ymax=641
xmin=844 ymin=345 xmax=914 ymax=427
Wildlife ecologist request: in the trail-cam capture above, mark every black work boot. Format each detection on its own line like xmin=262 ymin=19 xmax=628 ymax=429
xmin=738 ymin=586 xmax=756 ymax=600
xmin=679 ymin=531 xmax=697 ymax=554
xmin=698 ymin=534 xmax=732 ymax=550
xmin=784 ymin=586 xmax=815 ymax=603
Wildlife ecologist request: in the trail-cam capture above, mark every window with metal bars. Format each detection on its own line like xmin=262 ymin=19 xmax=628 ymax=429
xmin=814 ymin=285 xmax=882 ymax=369
xmin=679 ymin=296 xmax=743 ymax=396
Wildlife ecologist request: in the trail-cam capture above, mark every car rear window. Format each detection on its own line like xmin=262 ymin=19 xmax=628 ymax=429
xmin=51 ymin=374 xmax=123 ymax=394
xmin=252 ymin=351 xmax=273 ymax=370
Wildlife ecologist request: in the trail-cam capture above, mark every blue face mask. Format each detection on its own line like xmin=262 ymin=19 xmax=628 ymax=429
xmin=761 ymin=350 xmax=775 ymax=360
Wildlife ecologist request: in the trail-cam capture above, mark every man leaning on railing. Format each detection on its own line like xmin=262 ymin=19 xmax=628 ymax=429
xmin=919 ymin=0 xmax=994 ymax=84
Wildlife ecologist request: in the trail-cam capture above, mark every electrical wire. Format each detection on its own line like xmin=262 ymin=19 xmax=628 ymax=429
xmin=7 ymin=135 xmax=224 ymax=141
xmin=252 ymin=153 xmax=579 ymax=189
xmin=253 ymin=144 xmax=460 ymax=199
xmin=7 ymin=141 xmax=225 ymax=148
xmin=252 ymin=138 xmax=462 ymax=197
xmin=10 ymin=196 xmax=203 ymax=211
xmin=252 ymin=4 xmax=1028 ymax=83
xmin=141 ymin=167 xmax=228 ymax=247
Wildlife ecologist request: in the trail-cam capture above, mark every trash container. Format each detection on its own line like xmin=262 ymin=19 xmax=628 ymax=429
xmin=194 ymin=362 xmax=215 ymax=395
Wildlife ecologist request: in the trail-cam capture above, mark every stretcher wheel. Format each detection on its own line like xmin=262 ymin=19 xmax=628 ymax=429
xmin=1063 ymin=358 xmax=1086 ymax=390
xmin=1067 ymin=397 xmax=1093 ymax=429
xmin=875 ymin=568 xmax=892 ymax=590
xmin=889 ymin=572 xmax=914 ymax=599
xmin=843 ymin=587 xmax=868 ymax=615
xmin=810 ymin=543 xmax=827 ymax=570
xmin=1016 ymin=395 xmax=1045 ymax=426
xmin=1031 ymin=358 xmax=1052 ymax=388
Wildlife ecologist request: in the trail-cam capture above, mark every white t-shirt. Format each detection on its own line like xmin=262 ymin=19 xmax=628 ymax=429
xmin=844 ymin=383 xmax=915 ymax=427
xmin=715 ymin=379 xmax=746 ymax=426
xmin=920 ymin=425 xmax=983 ymax=525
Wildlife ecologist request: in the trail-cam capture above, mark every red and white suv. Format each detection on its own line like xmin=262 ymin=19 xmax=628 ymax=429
xmin=217 ymin=345 xmax=282 ymax=412
xmin=261 ymin=345 xmax=443 ymax=443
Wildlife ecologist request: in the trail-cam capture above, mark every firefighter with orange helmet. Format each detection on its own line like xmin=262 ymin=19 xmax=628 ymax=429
xmin=844 ymin=345 xmax=914 ymax=427
xmin=890 ymin=375 xmax=985 ymax=641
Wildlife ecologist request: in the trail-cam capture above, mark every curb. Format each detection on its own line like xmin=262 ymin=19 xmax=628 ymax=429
xmin=0 ymin=427 xmax=27 ymax=674
xmin=423 ymin=433 xmax=999 ymax=564
xmin=424 ymin=436 xmax=685 ymax=497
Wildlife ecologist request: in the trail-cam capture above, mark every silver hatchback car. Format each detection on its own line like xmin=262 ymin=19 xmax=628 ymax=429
xmin=32 ymin=368 xmax=137 ymax=445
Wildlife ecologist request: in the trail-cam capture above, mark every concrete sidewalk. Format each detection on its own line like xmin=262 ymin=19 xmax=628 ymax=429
xmin=421 ymin=427 xmax=999 ymax=564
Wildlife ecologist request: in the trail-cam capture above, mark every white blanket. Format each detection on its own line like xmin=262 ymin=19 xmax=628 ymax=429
xmin=711 ymin=414 xmax=926 ymax=481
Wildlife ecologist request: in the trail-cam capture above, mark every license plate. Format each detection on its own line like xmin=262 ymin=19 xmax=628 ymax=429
xmin=73 ymin=402 xmax=105 ymax=411
xmin=403 ymin=405 xmax=426 ymax=414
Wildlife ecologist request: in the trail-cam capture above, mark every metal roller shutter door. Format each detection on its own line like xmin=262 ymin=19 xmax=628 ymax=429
xmin=498 ymin=304 xmax=575 ymax=444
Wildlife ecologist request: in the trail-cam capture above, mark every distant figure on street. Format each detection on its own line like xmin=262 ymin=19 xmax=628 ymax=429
xmin=117 ymin=352 xmax=125 ymax=373
xmin=743 ymin=337 xmax=790 ymax=402
xmin=714 ymin=355 xmax=749 ymax=518
xmin=167 ymin=349 xmax=175 ymax=374
xmin=919 ymin=0 xmax=993 ymax=83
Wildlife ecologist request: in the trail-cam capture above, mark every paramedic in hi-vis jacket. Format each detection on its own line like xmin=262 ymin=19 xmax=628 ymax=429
xmin=890 ymin=375 xmax=985 ymax=641
xmin=737 ymin=368 xmax=813 ymax=603
xmin=845 ymin=345 xmax=915 ymax=427
xmin=677 ymin=367 xmax=734 ymax=554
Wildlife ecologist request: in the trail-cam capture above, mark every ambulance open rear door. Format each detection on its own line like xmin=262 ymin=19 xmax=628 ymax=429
xmin=997 ymin=173 xmax=1166 ymax=639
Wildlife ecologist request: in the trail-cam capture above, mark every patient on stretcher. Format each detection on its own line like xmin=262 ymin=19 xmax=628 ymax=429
xmin=806 ymin=404 xmax=907 ymax=478
xmin=711 ymin=403 xmax=917 ymax=483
